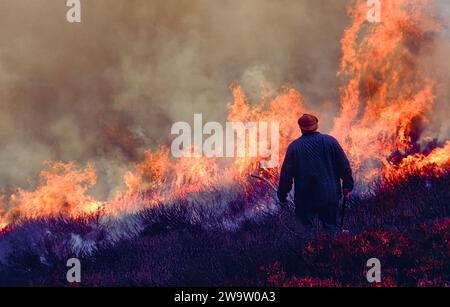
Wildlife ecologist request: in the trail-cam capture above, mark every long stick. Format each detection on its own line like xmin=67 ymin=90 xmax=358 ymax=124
xmin=250 ymin=174 xmax=295 ymax=210
xmin=340 ymin=196 xmax=348 ymax=231
xmin=250 ymin=174 xmax=277 ymax=192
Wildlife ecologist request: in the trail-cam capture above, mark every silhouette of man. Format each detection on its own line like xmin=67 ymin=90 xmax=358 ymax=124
xmin=277 ymin=114 xmax=354 ymax=233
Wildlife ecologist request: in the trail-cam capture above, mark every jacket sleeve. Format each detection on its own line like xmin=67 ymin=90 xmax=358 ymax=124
xmin=333 ymin=139 xmax=354 ymax=191
xmin=277 ymin=145 xmax=295 ymax=202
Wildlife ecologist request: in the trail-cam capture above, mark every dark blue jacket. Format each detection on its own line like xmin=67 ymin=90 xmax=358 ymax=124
xmin=277 ymin=132 xmax=354 ymax=214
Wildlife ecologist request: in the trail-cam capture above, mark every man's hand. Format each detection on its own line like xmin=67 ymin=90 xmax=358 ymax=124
xmin=343 ymin=188 xmax=350 ymax=200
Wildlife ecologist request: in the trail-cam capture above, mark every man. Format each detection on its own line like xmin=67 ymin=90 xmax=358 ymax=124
xmin=277 ymin=114 xmax=354 ymax=232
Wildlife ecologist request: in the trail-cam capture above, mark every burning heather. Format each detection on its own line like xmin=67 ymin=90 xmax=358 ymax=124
xmin=333 ymin=0 xmax=450 ymax=183
xmin=0 ymin=0 xmax=449 ymax=288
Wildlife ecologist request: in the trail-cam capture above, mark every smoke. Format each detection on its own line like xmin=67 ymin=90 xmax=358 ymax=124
xmin=425 ymin=0 xmax=450 ymax=141
xmin=0 ymin=0 xmax=350 ymax=197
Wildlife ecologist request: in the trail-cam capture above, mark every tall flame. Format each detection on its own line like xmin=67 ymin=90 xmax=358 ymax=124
xmin=332 ymin=0 xmax=444 ymax=182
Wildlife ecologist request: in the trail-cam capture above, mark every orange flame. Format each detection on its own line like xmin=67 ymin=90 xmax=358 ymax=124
xmin=332 ymin=0 xmax=446 ymax=182
xmin=0 ymin=162 xmax=102 ymax=225
xmin=384 ymin=141 xmax=450 ymax=181
xmin=114 ymin=85 xmax=310 ymax=210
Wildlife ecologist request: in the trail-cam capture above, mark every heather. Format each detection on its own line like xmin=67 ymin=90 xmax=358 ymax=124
xmin=0 ymin=172 xmax=448 ymax=287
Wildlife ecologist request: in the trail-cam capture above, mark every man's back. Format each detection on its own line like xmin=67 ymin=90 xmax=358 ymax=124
xmin=278 ymin=131 xmax=354 ymax=221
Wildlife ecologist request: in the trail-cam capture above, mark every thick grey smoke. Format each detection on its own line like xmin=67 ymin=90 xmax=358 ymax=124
xmin=0 ymin=0 xmax=349 ymax=197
